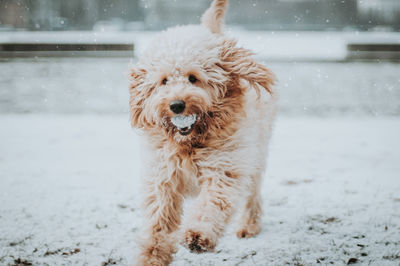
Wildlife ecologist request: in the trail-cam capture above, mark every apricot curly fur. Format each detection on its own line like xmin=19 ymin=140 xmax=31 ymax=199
xmin=129 ymin=1 xmax=277 ymax=265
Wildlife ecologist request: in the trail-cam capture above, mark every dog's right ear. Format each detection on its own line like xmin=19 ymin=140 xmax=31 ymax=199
xmin=201 ymin=0 xmax=228 ymax=34
xmin=129 ymin=68 xmax=148 ymax=128
xmin=219 ymin=39 xmax=275 ymax=96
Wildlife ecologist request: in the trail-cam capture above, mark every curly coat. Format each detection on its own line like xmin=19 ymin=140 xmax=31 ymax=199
xmin=129 ymin=0 xmax=277 ymax=265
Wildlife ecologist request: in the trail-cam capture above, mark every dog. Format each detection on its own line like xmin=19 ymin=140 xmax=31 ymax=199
xmin=129 ymin=0 xmax=277 ymax=265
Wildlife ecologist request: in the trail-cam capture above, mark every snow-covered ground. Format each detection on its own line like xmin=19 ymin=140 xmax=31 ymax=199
xmin=1 ymin=58 xmax=399 ymax=116
xmin=0 ymin=44 xmax=399 ymax=264
xmin=0 ymin=114 xmax=399 ymax=265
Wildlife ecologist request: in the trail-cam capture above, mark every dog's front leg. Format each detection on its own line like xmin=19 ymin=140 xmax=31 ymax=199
xmin=181 ymin=171 xmax=240 ymax=253
xmin=136 ymin=179 xmax=183 ymax=266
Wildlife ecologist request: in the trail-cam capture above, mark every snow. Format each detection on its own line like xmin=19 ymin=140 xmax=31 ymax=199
xmin=0 ymin=31 xmax=137 ymax=45
xmin=0 ymin=114 xmax=399 ymax=265
xmin=1 ymin=58 xmax=399 ymax=116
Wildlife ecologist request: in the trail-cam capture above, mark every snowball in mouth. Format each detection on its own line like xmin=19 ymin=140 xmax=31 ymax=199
xmin=171 ymin=114 xmax=197 ymax=129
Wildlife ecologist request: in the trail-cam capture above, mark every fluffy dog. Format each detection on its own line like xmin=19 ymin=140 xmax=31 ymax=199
xmin=129 ymin=0 xmax=277 ymax=265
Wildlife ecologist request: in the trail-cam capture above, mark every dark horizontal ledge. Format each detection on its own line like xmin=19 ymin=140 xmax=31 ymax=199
xmin=347 ymin=43 xmax=400 ymax=52
xmin=0 ymin=43 xmax=134 ymax=52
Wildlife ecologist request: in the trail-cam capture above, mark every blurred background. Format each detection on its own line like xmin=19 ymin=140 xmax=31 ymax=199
xmin=1 ymin=0 xmax=400 ymax=31
xmin=0 ymin=0 xmax=399 ymax=115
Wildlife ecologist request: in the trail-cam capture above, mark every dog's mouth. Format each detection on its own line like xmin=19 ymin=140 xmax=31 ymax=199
xmin=171 ymin=114 xmax=197 ymax=136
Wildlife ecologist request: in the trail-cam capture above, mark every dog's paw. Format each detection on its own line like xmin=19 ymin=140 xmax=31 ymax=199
xmin=182 ymin=230 xmax=216 ymax=253
xmin=236 ymin=223 xmax=261 ymax=239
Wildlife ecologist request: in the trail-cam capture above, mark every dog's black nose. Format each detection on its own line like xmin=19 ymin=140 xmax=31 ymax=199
xmin=170 ymin=100 xmax=186 ymax=114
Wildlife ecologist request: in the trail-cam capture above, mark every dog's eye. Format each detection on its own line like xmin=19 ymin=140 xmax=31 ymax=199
xmin=161 ymin=78 xmax=168 ymax=85
xmin=188 ymin=75 xmax=197 ymax=84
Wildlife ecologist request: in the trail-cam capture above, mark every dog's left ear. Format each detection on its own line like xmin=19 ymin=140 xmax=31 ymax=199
xmin=129 ymin=68 xmax=149 ymax=128
xmin=219 ymin=39 xmax=275 ymax=95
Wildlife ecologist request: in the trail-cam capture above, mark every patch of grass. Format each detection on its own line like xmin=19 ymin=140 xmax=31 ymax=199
xmin=43 ymin=248 xmax=63 ymax=256
xmin=43 ymin=247 xmax=80 ymax=257
xmin=347 ymin=258 xmax=358 ymax=264
xmin=101 ymin=257 xmax=123 ymax=266
xmin=9 ymin=235 xmax=32 ymax=247
xmin=322 ymin=217 xmax=339 ymax=224
xmin=383 ymin=253 xmax=400 ymax=260
xmin=11 ymin=258 xmax=33 ymax=266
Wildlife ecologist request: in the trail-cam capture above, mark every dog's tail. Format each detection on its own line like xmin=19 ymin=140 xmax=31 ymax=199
xmin=201 ymin=0 xmax=228 ymax=34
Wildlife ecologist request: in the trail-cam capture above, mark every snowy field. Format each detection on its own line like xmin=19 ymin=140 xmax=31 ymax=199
xmin=0 ymin=57 xmax=400 ymax=265
xmin=0 ymin=58 xmax=399 ymax=116
xmin=0 ymin=115 xmax=399 ymax=265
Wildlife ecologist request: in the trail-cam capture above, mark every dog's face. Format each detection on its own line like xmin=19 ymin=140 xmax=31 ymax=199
xmin=129 ymin=25 xmax=274 ymax=144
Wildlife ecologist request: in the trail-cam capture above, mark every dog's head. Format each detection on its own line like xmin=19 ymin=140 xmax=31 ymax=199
xmin=129 ymin=0 xmax=274 ymax=145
